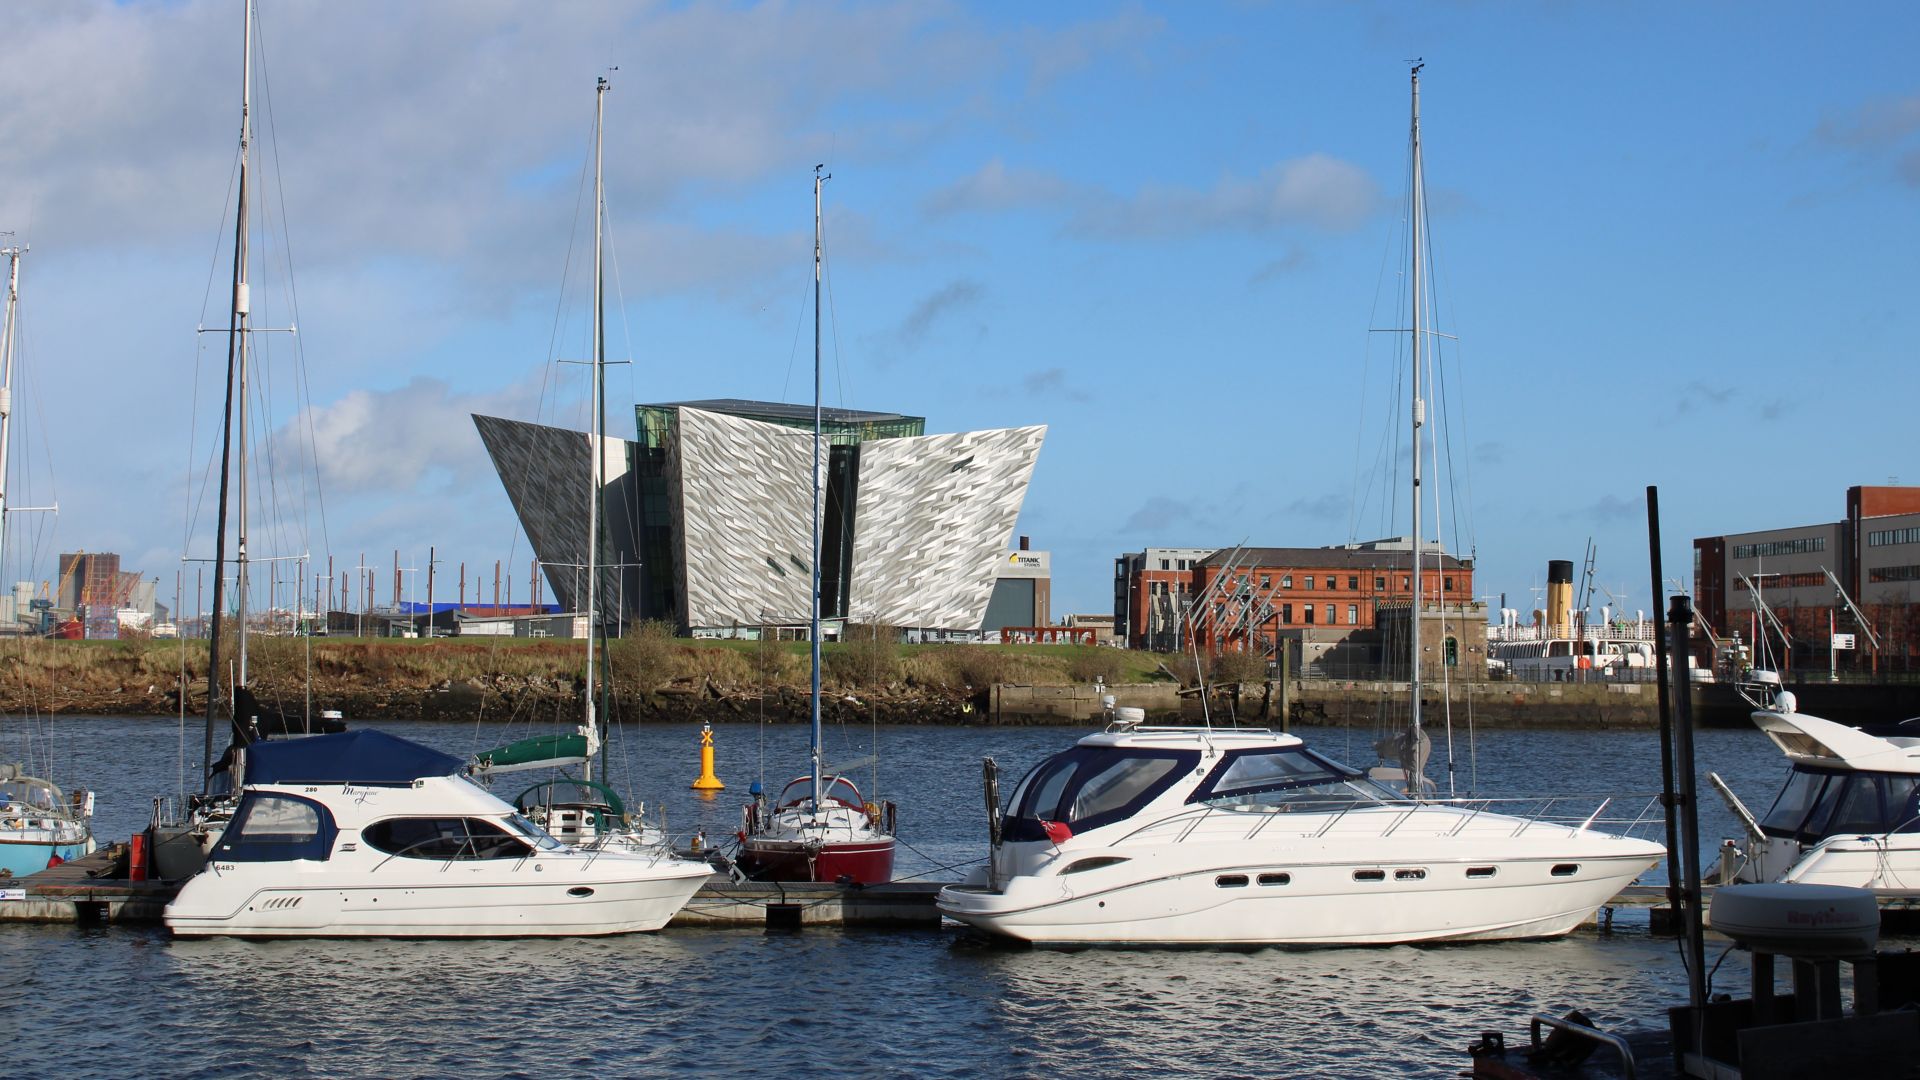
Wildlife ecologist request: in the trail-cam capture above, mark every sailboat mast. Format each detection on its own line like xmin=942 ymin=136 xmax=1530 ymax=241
xmin=0 ymin=244 xmax=21 ymax=580
xmin=810 ymin=165 xmax=827 ymax=812
xmin=1407 ymin=61 xmax=1425 ymax=751
xmin=203 ymin=0 xmax=253 ymax=786
xmin=583 ymin=75 xmax=608 ymax=783
xmin=234 ymin=0 xmax=255 ymax=693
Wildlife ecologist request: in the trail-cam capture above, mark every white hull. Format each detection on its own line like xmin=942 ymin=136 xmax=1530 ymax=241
xmin=1776 ymin=834 xmax=1920 ymax=895
xmin=941 ymin=848 xmax=1653 ymax=946
xmin=167 ymin=860 xmax=710 ymax=938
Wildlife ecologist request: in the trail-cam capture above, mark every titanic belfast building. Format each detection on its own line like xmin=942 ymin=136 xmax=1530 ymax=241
xmin=474 ymin=400 xmax=1045 ymax=636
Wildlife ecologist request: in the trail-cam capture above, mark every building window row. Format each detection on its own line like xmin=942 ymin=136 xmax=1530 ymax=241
xmin=1868 ymin=527 xmax=1920 ymax=548
xmin=1869 ymin=565 xmax=1920 ymax=583
xmin=1732 ymin=537 xmax=1825 ymax=559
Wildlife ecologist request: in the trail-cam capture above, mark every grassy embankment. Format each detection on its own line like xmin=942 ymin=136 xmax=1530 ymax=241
xmin=0 ymin=631 xmax=1175 ymax=723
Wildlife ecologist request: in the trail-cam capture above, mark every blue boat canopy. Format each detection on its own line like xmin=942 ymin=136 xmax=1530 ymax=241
xmin=245 ymin=730 xmax=466 ymax=786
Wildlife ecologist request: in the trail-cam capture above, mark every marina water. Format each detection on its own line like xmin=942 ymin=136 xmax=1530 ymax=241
xmin=5 ymin=715 xmax=1855 ymax=1077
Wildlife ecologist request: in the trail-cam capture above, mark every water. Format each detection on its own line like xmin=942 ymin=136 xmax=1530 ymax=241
xmin=3 ymin=714 xmax=1828 ymax=1077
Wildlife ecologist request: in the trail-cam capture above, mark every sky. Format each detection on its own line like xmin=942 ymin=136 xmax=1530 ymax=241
xmin=0 ymin=1 xmax=1915 ymax=624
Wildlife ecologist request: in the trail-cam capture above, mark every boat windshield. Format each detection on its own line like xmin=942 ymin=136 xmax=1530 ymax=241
xmin=1190 ymin=746 xmax=1405 ymax=813
xmin=0 ymin=779 xmax=57 ymax=810
xmin=502 ymin=813 xmax=566 ymax=851
xmin=1761 ymin=766 xmax=1920 ymax=841
xmin=775 ymin=776 xmax=864 ymax=810
xmin=1001 ymin=746 xmax=1200 ymax=840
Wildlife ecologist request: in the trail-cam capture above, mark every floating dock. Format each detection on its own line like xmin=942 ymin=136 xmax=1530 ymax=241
xmin=0 ymin=846 xmax=945 ymax=930
xmin=10 ymin=849 xmax=1916 ymax=936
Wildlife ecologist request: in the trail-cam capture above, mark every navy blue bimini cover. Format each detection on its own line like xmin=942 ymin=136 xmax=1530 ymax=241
xmin=245 ymin=729 xmax=465 ymax=786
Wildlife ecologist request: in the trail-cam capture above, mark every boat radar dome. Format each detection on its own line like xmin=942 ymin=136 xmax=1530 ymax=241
xmin=1111 ymin=706 xmax=1146 ymax=729
xmin=1774 ymin=690 xmax=1797 ymax=714
xmin=1710 ymin=883 xmax=1879 ymax=957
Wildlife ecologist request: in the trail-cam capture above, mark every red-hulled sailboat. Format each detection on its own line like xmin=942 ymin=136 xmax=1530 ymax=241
xmin=735 ymin=166 xmax=896 ymax=885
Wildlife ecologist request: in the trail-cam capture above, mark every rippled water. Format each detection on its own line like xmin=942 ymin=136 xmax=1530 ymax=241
xmin=2 ymin=712 xmax=1831 ymax=1077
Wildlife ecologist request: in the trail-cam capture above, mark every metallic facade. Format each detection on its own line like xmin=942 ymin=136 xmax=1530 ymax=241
xmin=848 ymin=425 xmax=1046 ymax=630
xmin=472 ymin=415 xmax=634 ymax=619
xmin=478 ymin=404 xmax=1044 ymax=633
xmin=666 ymin=407 xmax=819 ymax=628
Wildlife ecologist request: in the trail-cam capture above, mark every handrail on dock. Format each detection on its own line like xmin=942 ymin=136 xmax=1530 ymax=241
xmin=1529 ymin=1013 xmax=1638 ymax=1079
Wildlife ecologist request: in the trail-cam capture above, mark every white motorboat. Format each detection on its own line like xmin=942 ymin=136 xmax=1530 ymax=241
xmin=937 ymin=723 xmax=1661 ymax=945
xmin=1710 ymin=695 xmax=1920 ymax=895
xmin=941 ymin=65 xmax=1662 ymax=946
xmin=165 ymin=730 xmax=712 ymax=938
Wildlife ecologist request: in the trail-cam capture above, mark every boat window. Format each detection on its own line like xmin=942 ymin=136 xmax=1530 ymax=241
xmin=363 ymin=817 xmax=533 ymax=860
xmin=1821 ymin=773 xmax=1920 ymax=836
xmin=1216 ymin=874 xmax=1249 ymax=888
xmin=1190 ymin=746 xmax=1405 ymax=812
xmin=1760 ymin=768 xmax=1833 ymax=838
xmin=501 ymin=813 xmax=566 ymax=851
xmin=1354 ymin=869 xmax=1385 ymax=882
xmin=1550 ymin=864 xmax=1579 ymax=877
xmin=212 ymin=792 xmax=337 ymax=863
xmin=1258 ymin=872 xmax=1290 ymax=886
xmin=1062 ymin=856 xmax=1130 ymax=875
xmin=1068 ymin=756 xmax=1186 ymax=828
xmin=1001 ymin=747 xmax=1201 ymax=840
xmin=1466 ymin=866 xmax=1497 ymax=879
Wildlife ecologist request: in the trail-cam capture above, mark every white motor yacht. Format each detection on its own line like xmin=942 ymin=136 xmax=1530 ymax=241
xmin=1710 ymin=696 xmax=1920 ymax=895
xmin=165 ymin=730 xmax=712 ymax=939
xmin=937 ymin=723 xmax=1664 ymax=946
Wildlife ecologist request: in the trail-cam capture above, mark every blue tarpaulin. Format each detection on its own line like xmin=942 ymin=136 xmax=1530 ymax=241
xmin=245 ymin=730 xmax=466 ymax=786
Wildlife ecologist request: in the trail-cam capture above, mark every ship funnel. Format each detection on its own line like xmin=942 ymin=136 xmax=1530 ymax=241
xmin=1546 ymin=560 xmax=1573 ymax=636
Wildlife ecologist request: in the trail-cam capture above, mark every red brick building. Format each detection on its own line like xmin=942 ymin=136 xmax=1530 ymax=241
xmin=1115 ymin=538 xmax=1474 ymax=655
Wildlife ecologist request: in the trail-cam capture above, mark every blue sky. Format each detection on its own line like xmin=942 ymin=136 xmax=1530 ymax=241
xmin=1 ymin=1 xmax=1915 ymax=623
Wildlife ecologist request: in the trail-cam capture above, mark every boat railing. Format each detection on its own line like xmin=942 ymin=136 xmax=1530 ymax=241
xmin=1146 ymin=792 xmax=1665 ymax=844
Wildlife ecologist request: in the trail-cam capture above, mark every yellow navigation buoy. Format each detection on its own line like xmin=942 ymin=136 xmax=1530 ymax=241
xmin=690 ymin=722 xmax=725 ymax=791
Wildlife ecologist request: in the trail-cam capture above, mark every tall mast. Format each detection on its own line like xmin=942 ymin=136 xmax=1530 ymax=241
xmin=1407 ymin=62 xmax=1426 ymax=759
xmin=810 ymin=164 xmax=828 ymax=812
xmin=582 ymin=75 xmax=608 ymax=782
xmin=204 ymin=0 xmax=253 ymax=786
xmin=0 ymin=243 xmax=21 ymax=580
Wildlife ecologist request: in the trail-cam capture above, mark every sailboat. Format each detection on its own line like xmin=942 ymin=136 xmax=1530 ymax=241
xmin=473 ymin=76 xmax=665 ymax=854
xmin=936 ymin=66 xmax=1662 ymax=945
xmin=735 ymin=168 xmax=897 ymax=886
xmin=0 ymin=241 xmax=93 ymax=876
xmin=148 ymin=0 xmax=340 ymax=882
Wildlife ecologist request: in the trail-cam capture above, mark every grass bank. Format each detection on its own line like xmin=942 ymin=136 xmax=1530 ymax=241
xmin=0 ymin=634 xmax=1174 ymax=723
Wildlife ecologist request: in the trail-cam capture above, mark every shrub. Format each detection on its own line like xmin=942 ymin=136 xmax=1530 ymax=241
xmin=1065 ymin=648 xmax=1127 ymax=684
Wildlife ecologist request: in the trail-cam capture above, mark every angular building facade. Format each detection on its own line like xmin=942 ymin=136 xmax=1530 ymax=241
xmin=475 ymin=400 xmax=1044 ymax=635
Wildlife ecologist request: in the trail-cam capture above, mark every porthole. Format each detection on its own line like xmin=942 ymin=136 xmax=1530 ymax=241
xmin=568 ymin=886 xmax=596 ymax=898
xmin=1550 ymin=864 xmax=1579 ymax=877
xmin=1215 ymin=874 xmax=1250 ymax=888
xmin=1258 ymin=873 xmax=1291 ymax=886
xmin=1354 ymin=869 xmax=1385 ymax=882
xmin=1466 ymin=866 xmax=1497 ymax=879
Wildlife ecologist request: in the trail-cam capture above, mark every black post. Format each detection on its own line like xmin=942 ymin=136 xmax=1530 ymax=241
xmin=1669 ymin=591 xmax=1709 ymax=1011
xmin=1647 ymin=488 xmax=1684 ymax=923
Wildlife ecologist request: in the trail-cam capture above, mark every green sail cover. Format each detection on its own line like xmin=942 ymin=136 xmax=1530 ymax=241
xmin=473 ymin=733 xmax=590 ymax=775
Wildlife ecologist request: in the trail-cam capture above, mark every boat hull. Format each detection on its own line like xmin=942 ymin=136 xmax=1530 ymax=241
xmin=0 ymin=837 xmax=90 ymax=877
xmin=166 ymin=862 xmax=712 ymax=938
xmin=938 ymin=850 xmax=1659 ymax=946
xmin=737 ymin=838 xmax=895 ymax=885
